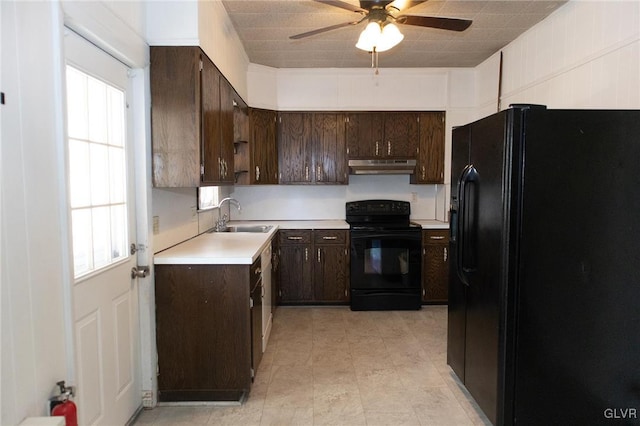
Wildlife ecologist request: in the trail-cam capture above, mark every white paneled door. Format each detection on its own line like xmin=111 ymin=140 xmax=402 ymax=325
xmin=64 ymin=31 xmax=141 ymax=425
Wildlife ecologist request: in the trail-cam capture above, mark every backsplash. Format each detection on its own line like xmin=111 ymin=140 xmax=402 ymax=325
xmin=151 ymin=176 xmax=447 ymax=253
xmin=230 ymin=175 xmax=445 ymax=221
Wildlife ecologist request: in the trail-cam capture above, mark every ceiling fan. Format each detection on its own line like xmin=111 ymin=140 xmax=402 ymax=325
xmin=290 ymin=0 xmax=473 ymax=51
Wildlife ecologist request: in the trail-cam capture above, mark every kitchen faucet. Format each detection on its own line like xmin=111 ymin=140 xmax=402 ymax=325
xmin=215 ymin=197 xmax=241 ymax=232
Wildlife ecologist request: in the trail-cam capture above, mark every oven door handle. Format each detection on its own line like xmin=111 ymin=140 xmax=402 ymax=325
xmin=350 ymin=232 xmax=421 ymax=241
xmin=457 ymin=164 xmax=479 ymax=286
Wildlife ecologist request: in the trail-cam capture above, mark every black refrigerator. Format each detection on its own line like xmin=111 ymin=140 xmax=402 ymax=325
xmin=448 ymin=105 xmax=640 ymax=425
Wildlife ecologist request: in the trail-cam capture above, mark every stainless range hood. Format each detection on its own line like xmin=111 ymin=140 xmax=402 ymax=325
xmin=348 ymin=159 xmax=417 ymax=175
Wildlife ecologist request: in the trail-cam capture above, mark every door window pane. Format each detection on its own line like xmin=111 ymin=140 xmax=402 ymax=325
xmin=88 ymin=77 xmax=108 ymax=143
xmin=66 ymin=65 xmax=128 ymax=278
xmin=69 ymin=139 xmax=91 ymax=208
xmin=72 ymin=209 xmax=91 ymax=277
xmin=66 ymin=67 xmax=88 ymax=140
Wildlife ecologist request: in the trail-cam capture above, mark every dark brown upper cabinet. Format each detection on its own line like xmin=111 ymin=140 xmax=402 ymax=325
xmin=345 ymin=112 xmax=384 ymax=158
xmin=312 ymin=113 xmax=348 ymax=184
xmin=278 ymin=112 xmax=347 ymax=185
xmin=346 ymin=112 xmax=419 ymax=159
xmin=411 ymin=112 xmax=445 ymax=184
xmin=277 ymin=112 xmax=313 ymax=184
xmin=216 ymin=77 xmax=235 ymax=185
xmin=384 ymin=112 xmax=420 ymax=158
xmin=150 ymin=46 xmax=233 ymax=187
xmin=249 ymin=108 xmax=278 ymax=184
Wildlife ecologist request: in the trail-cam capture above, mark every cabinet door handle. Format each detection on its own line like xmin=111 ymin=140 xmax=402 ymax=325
xmin=430 ymin=236 xmax=446 ymax=240
xmin=256 ymin=165 xmax=260 ymax=181
xmin=255 ymin=267 xmax=261 ymax=275
xmin=444 ymin=247 xmax=448 ymax=262
xmin=387 ymin=141 xmax=391 ymax=156
xmin=375 ymin=141 xmax=379 ymax=156
xmin=422 ymin=288 xmax=426 ymax=297
xmin=305 ymin=165 xmax=309 ymax=181
xmin=422 ymin=166 xmax=426 ymax=179
xmin=317 ymin=248 xmax=321 ymax=263
xmin=287 ymin=236 xmax=303 ymax=240
xmin=305 ymin=248 xmax=308 ymax=261
xmin=322 ymin=236 xmax=337 ymax=240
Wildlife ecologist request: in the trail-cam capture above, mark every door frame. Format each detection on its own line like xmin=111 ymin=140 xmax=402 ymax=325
xmin=60 ymin=1 xmax=156 ymax=412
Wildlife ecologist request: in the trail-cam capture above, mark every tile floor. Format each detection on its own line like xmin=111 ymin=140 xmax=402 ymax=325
xmin=134 ymin=306 xmax=491 ymax=426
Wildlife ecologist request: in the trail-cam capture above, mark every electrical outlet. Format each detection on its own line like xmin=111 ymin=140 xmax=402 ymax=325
xmin=142 ymin=391 xmax=154 ymax=408
xmin=411 ymin=192 xmax=418 ymax=203
xmin=152 ymin=216 xmax=159 ymax=235
xmin=190 ymin=206 xmax=198 ymax=222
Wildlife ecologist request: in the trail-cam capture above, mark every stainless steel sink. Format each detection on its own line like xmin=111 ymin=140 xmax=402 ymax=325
xmin=211 ymin=225 xmax=273 ymax=233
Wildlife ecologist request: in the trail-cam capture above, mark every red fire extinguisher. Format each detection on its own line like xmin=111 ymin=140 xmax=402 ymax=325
xmin=50 ymin=381 xmax=78 ymax=426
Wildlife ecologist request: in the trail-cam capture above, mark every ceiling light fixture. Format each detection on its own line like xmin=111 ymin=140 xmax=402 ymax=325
xmin=355 ymin=21 xmax=404 ymax=53
xmin=355 ymin=21 xmax=404 ymax=74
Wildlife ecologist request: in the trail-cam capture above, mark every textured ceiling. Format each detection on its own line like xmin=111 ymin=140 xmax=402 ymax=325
xmin=221 ymin=0 xmax=567 ymax=68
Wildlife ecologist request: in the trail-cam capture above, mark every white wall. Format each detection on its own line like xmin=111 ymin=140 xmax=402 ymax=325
xmin=2 ymin=2 xmax=72 ymax=424
xmin=165 ymin=0 xmax=640 ymax=229
xmin=475 ymin=0 xmax=640 ymax=116
xmin=145 ymin=0 xmax=199 ymax=45
xmin=237 ymin=66 xmax=476 ymax=222
xmin=146 ymin=0 xmax=250 ymax=99
xmin=233 ymin=177 xmax=442 ymax=221
xmin=198 ymin=0 xmax=250 ymax=99
xmin=146 ymin=0 xmax=251 ymax=253
xmin=4 ymin=1 xmax=634 ymax=423
xmin=1 ymin=1 xmax=150 ymax=424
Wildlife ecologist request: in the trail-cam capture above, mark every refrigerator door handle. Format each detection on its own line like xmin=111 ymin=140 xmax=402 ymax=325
xmin=457 ymin=164 xmax=479 ymax=286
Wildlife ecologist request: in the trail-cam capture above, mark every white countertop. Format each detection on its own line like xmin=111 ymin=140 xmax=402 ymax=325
xmin=154 ymin=227 xmax=277 ymax=265
xmin=232 ymin=220 xmax=350 ymax=230
xmin=412 ymin=219 xmax=450 ymax=229
xmin=153 ymin=219 xmax=448 ymax=265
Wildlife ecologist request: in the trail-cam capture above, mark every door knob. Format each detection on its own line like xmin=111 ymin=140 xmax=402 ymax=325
xmin=131 ymin=266 xmax=150 ymax=279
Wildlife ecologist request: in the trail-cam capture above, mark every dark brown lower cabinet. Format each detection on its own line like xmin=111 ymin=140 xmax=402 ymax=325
xmin=154 ymin=258 xmax=260 ymax=402
xmin=313 ymin=230 xmax=349 ymax=303
xmin=277 ymin=229 xmax=349 ymax=305
xmin=277 ymin=230 xmax=314 ymax=303
xmin=422 ymin=229 xmax=450 ymax=304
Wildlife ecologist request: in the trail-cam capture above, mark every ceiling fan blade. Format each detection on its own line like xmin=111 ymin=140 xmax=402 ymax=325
xmin=313 ymin=0 xmax=367 ymax=14
xmin=397 ymin=15 xmax=472 ymax=31
xmin=388 ymin=0 xmax=428 ymax=12
xmin=289 ymin=21 xmax=362 ymax=40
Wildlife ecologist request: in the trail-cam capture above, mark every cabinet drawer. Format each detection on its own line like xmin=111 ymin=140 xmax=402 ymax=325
xmin=423 ymin=229 xmax=449 ymax=243
xmin=279 ymin=230 xmax=312 ymax=245
xmin=314 ymin=230 xmax=348 ymax=245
